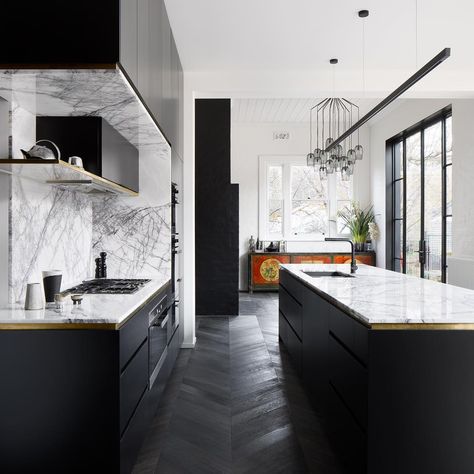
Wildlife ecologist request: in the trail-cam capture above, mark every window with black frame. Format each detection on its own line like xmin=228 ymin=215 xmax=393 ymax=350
xmin=387 ymin=108 xmax=452 ymax=283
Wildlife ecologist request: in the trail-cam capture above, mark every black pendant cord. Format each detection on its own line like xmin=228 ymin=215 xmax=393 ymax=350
xmin=324 ymin=48 xmax=451 ymax=153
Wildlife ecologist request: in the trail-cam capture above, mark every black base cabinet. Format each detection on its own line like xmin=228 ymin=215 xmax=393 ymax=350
xmin=0 ymin=287 xmax=182 ymax=474
xmin=279 ymin=268 xmax=474 ymax=474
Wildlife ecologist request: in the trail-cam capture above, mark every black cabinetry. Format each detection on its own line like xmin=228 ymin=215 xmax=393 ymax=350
xmin=279 ymin=268 xmax=474 ymax=474
xmin=0 ymin=284 xmax=181 ymax=473
xmin=2 ymin=0 xmax=184 ymax=161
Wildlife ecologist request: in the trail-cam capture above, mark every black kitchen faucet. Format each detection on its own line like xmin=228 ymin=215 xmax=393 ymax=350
xmin=325 ymin=238 xmax=358 ymax=274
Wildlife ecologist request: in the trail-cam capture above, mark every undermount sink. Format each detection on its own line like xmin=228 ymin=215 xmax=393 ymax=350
xmin=303 ymin=271 xmax=355 ymax=278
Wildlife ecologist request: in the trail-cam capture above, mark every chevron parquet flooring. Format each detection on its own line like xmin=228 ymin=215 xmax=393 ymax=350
xmin=133 ymin=293 xmax=343 ymax=474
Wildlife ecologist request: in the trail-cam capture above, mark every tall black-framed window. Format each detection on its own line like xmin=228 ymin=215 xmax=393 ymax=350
xmin=386 ymin=107 xmax=452 ymax=283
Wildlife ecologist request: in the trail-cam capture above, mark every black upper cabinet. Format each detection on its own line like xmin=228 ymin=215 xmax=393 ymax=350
xmin=2 ymin=1 xmax=120 ymax=64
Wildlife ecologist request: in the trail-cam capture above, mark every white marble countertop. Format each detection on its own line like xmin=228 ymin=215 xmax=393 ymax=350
xmin=0 ymin=279 xmax=170 ymax=329
xmin=281 ymin=263 xmax=474 ymax=327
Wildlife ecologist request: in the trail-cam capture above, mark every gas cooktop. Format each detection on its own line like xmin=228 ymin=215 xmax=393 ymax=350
xmin=64 ymin=279 xmax=151 ymax=295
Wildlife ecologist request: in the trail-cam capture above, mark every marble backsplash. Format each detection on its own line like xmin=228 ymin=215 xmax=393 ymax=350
xmin=9 ymin=178 xmax=171 ymax=304
xmin=9 ymin=177 xmax=92 ymax=303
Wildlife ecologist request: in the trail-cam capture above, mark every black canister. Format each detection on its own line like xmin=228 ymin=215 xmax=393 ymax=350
xmin=42 ymin=270 xmax=62 ymax=303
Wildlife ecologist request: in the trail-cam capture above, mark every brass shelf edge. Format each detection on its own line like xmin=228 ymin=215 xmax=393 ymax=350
xmin=0 ymin=159 xmax=138 ymax=196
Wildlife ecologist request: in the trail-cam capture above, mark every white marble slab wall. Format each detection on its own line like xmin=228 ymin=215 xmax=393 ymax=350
xmin=92 ymin=145 xmax=171 ymax=284
xmin=5 ymin=83 xmax=172 ymax=303
xmin=9 ymin=177 xmax=92 ymax=303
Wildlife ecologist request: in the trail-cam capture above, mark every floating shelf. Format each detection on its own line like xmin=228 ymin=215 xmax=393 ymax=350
xmin=0 ymin=159 xmax=138 ymax=196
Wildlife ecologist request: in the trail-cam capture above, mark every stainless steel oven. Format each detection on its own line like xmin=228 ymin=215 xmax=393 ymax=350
xmin=148 ymin=292 xmax=170 ymax=389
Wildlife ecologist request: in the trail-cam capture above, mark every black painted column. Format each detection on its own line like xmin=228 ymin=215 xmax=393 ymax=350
xmin=195 ymin=99 xmax=239 ymax=315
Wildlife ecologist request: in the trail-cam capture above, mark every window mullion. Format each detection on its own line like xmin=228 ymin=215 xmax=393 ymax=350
xmin=282 ymin=163 xmax=292 ymax=240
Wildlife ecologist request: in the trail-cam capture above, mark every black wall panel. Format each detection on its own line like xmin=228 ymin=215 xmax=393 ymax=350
xmin=195 ymin=99 xmax=239 ymax=315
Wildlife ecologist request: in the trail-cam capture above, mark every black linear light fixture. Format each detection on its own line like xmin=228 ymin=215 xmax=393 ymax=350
xmin=325 ymin=46 xmax=451 ymax=153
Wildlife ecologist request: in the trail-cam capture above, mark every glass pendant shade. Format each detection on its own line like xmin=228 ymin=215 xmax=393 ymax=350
xmin=335 ymin=144 xmax=343 ymax=157
xmin=307 ymin=153 xmax=315 ymax=166
xmin=354 ymin=144 xmax=363 ymax=160
xmin=319 ymin=166 xmax=327 ymax=180
xmin=347 ymin=160 xmax=355 ymax=175
xmin=341 ymin=166 xmax=350 ymax=181
xmin=320 ymin=151 xmax=327 ymax=165
xmin=347 ymin=149 xmax=356 ymax=161
xmin=326 ymin=159 xmax=334 ymax=174
xmin=325 ymin=137 xmax=334 ymax=148
xmin=314 ymin=148 xmax=322 ymax=159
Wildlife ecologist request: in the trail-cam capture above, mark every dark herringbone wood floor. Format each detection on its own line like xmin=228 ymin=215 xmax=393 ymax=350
xmin=132 ymin=293 xmax=343 ymax=474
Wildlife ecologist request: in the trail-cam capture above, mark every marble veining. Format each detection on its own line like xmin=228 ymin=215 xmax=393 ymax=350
xmin=10 ymin=176 xmax=92 ymax=303
xmin=0 ymin=68 xmax=169 ymax=154
xmin=282 ymin=263 xmax=474 ymax=325
xmin=0 ymin=279 xmax=167 ymax=326
xmin=92 ymin=197 xmax=171 ymax=280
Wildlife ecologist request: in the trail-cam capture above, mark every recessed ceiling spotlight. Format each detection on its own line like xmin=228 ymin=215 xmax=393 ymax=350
xmin=358 ymin=9 xmax=369 ymax=18
xmin=329 ymin=58 xmax=338 ymax=65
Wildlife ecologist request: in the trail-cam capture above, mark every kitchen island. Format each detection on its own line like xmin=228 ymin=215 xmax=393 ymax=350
xmin=279 ymin=264 xmax=474 ymax=474
xmin=0 ymin=279 xmax=180 ymax=474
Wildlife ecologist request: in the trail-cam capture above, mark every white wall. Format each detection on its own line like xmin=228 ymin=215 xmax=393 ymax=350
xmin=369 ymin=98 xmax=474 ymax=285
xmin=231 ymin=121 xmax=371 ymax=290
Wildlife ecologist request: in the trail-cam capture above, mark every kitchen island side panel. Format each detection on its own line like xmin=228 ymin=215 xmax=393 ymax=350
xmin=368 ymin=330 xmax=474 ymax=474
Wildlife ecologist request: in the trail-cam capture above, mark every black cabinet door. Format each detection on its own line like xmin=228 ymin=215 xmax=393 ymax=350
xmin=2 ymin=1 xmax=120 ymax=64
xmin=301 ymin=286 xmax=329 ymax=413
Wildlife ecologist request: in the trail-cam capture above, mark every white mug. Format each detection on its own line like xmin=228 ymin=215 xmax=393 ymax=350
xmin=25 ymin=283 xmax=44 ymax=310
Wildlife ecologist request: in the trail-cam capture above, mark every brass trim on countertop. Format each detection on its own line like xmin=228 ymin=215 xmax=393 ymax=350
xmin=0 ymin=323 xmax=118 ymax=330
xmin=371 ymin=323 xmax=474 ymax=330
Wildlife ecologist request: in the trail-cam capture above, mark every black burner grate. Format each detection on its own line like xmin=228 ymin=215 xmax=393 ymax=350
xmin=65 ymin=279 xmax=151 ymax=294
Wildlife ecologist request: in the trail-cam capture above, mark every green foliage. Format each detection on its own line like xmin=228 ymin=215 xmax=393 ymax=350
xmin=337 ymin=201 xmax=375 ymax=243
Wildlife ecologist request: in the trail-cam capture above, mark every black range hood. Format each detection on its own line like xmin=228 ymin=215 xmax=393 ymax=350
xmin=36 ymin=116 xmax=139 ymax=193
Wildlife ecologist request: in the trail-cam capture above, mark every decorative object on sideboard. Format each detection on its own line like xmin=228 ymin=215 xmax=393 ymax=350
xmin=21 ymin=139 xmax=61 ymax=161
xmin=337 ymin=201 xmax=375 ymax=252
xmin=68 ymin=156 xmax=84 ymax=168
xmin=280 ymin=240 xmax=287 ymax=252
xmin=24 ymin=283 xmax=44 ymax=310
xmin=248 ymin=235 xmax=256 ymax=252
xmin=95 ymin=252 xmax=107 ymax=279
xmin=42 ymin=270 xmax=62 ymax=305
xmin=265 ymin=241 xmax=280 ymax=252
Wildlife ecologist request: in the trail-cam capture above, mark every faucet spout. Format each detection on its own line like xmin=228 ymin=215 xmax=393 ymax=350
xmin=324 ymin=238 xmax=358 ymax=274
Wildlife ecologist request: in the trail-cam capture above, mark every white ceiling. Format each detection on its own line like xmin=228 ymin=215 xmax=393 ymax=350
xmin=165 ymin=0 xmax=474 ymax=95
xmin=231 ymin=98 xmax=379 ymax=123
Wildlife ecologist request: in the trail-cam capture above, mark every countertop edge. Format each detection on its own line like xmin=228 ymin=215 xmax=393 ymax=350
xmin=280 ymin=266 xmax=474 ymax=331
xmin=0 ymin=279 xmax=171 ymax=330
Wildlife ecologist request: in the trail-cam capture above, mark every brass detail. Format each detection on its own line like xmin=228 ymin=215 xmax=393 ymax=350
xmin=371 ymin=323 xmax=474 ymax=331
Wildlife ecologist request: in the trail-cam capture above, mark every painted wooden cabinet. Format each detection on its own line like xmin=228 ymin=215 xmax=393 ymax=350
xmin=248 ymin=251 xmax=376 ymax=292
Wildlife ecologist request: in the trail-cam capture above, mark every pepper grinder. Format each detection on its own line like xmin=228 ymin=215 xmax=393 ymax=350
xmin=100 ymin=251 xmax=107 ymax=279
xmin=95 ymin=258 xmax=101 ymax=278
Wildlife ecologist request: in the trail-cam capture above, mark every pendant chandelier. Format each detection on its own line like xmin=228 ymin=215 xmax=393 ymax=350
xmin=307 ymin=81 xmax=363 ymax=182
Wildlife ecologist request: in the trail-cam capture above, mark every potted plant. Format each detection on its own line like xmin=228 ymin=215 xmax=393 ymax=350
xmin=337 ymin=201 xmax=376 ymax=252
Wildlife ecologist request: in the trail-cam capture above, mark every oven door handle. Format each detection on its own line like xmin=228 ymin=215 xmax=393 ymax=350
xmin=152 ymin=314 xmax=169 ymax=328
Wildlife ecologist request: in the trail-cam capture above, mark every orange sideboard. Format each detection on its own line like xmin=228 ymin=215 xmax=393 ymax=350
xmin=248 ymin=251 xmax=376 ymax=292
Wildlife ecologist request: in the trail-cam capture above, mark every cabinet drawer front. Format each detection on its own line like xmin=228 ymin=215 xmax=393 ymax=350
xmin=279 ymin=269 xmax=303 ymax=304
xmin=329 ymin=334 xmax=367 ymax=430
xmin=120 ymin=305 xmax=148 ymax=369
xmin=120 ymin=389 xmax=150 ymax=474
xmin=279 ymin=312 xmax=302 ymax=373
xmin=329 ymin=305 xmax=368 ymax=365
xmin=279 ymin=285 xmax=302 ymax=340
xmin=327 ymin=383 xmax=367 ymax=474
xmin=120 ymin=339 xmax=148 ymax=435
